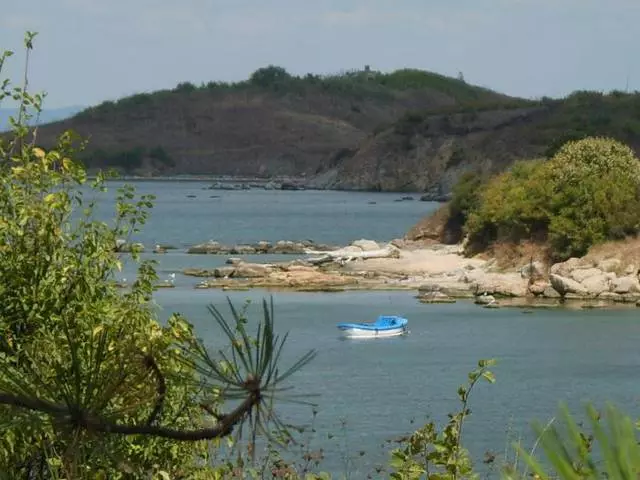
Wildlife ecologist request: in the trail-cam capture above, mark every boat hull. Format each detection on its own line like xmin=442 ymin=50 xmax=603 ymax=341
xmin=339 ymin=326 xmax=408 ymax=339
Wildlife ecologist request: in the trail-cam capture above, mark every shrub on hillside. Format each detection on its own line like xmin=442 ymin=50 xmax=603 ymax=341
xmin=443 ymin=172 xmax=485 ymax=244
xmin=465 ymin=137 xmax=640 ymax=260
xmin=465 ymin=160 xmax=552 ymax=252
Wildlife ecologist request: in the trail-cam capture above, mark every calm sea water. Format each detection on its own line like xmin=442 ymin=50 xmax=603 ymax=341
xmin=96 ymin=181 xmax=640 ymax=477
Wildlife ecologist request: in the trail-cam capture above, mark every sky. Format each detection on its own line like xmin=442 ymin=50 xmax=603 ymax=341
xmin=1 ymin=0 xmax=639 ymax=109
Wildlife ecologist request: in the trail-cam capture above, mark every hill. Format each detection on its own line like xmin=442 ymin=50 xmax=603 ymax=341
xmin=310 ymin=91 xmax=640 ymax=196
xmin=32 ymin=68 xmax=640 ymax=194
xmin=32 ymin=66 xmax=520 ymax=178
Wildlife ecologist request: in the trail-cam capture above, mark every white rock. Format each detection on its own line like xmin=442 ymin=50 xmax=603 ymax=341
xmin=581 ymin=275 xmax=611 ymax=295
xmin=550 ymin=258 xmax=583 ymax=277
xmin=611 ymin=276 xmax=640 ymax=294
xmin=550 ymin=274 xmax=588 ymax=296
xmin=570 ymin=268 xmax=603 ymax=283
xmin=474 ymin=294 xmax=496 ymax=305
xmin=470 ymin=272 xmax=529 ymax=297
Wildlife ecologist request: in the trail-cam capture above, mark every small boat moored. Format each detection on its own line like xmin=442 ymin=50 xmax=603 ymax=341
xmin=337 ymin=315 xmax=409 ymax=339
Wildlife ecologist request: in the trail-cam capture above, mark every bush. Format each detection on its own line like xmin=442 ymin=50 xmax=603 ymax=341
xmin=173 ymin=81 xmax=197 ymax=93
xmin=249 ymin=65 xmax=292 ymax=88
xmin=148 ymin=145 xmax=176 ymax=168
xmin=443 ymin=172 xmax=485 ymax=244
xmin=0 ymin=32 xmax=313 ymax=479
xmin=465 ymin=137 xmax=640 ymax=260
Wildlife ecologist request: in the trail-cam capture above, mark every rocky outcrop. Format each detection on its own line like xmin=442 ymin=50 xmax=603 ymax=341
xmin=466 ymin=271 xmax=529 ymax=297
xmin=549 ymin=274 xmax=588 ymax=296
xmin=418 ymin=291 xmax=456 ymax=303
xmin=542 ymin=258 xmax=640 ymax=302
xmin=176 ymin=237 xmax=640 ymax=308
xmin=187 ymin=240 xmax=335 ymax=255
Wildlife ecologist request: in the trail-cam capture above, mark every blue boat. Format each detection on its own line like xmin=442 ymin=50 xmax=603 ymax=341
xmin=337 ymin=315 xmax=409 ymax=338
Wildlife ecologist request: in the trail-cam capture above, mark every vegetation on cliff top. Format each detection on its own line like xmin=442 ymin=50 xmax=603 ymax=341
xmin=76 ymin=65 xmax=514 ymax=120
xmin=443 ymin=137 xmax=640 ymax=261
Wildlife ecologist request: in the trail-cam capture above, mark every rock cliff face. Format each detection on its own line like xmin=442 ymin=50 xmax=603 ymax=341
xmin=309 ymin=107 xmax=549 ymax=193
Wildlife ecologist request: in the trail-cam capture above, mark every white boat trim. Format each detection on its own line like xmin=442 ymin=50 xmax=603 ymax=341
xmin=339 ymin=325 xmax=408 ymax=339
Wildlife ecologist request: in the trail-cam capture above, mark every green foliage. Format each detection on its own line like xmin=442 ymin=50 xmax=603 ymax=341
xmin=249 ymin=65 xmax=293 ymax=88
xmin=504 ymin=403 xmax=640 ymax=480
xmin=148 ymin=145 xmax=176 ymax=168
xmin=90 ymin=146 xmax=146 ymax=170
xmin=173 ymin=81 xmax=197 ymax=93
xmin=443 ymin=172 xmax=485 ymax=244
xmin=465 ymin=137 xmax=640 ymax=260
xmin=388 ymin=359 xmax=497 ymax=480
xmin=0 ymin=32 xmax=314 ymax=479
xmin=75 ymin=65 xmax=511 ymax=121
xmin=85 ymin=145 xmax=175 ymax=171
xmin=533 ymin=89 xmax=640 ymax=154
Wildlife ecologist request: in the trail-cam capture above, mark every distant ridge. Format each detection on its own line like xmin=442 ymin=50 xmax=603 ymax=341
xmin=27 ymin=66 xmax=640 ymax=194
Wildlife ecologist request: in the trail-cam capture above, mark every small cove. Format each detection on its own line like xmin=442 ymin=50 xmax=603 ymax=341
xmin=98 ymin=181 xmax=640 ymax=476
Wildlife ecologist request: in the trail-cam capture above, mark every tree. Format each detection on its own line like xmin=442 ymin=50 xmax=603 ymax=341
xmin=464 ymin=137 xmax=640 ymax=260
xmin=0 ymin=33 xmax=313 ymax=478
xmin=249 ymin=65 xmax=292 ymax=88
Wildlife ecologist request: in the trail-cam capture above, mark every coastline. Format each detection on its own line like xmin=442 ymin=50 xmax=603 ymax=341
xmin=132 ymin=237 xmax=640 ymax=310
xmin=90 ymin=175 xmax=445 ymax=199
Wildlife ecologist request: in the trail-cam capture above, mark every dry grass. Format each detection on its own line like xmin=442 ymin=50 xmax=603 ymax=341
xmin=405 ymin=204 xmax=451 ymax=242
xmin=477 ymin=236 xmax=640 ymax=273
xmin=476 ymin=241 xmax=551 ymax=271
xmin=581 ymin=236 xmax=640 ymax=270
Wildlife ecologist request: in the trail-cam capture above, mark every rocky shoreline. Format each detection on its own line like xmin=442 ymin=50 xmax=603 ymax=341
xmin=162 ymin=237 xmax=640 ymax=309
xmin=114 ymin=235 xmax=640 ymax=309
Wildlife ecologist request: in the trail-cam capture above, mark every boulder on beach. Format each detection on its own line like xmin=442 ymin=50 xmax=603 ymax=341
xmin=549 ymin=274 xmax=588 ymax=296
xmin=550 ymin=257 xmax=584 ymax=277
xmin=581 ymin=274 xmax=611 ymax=295
xmin=611 ymin=276 xmax=640 ymax=294
xmin=467 ymin=272 xmax=528 ymax=297
xmin=569 ymin=267 xmax=604 ymax=283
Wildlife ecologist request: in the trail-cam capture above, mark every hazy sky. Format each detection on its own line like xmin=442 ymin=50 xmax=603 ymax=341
xmin=1 ymin=0 xmax=639 ymax=108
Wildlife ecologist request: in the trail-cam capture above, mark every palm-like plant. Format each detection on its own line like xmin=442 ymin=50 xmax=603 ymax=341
xmin=505 ymin=403 xmax=640 ymax=480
